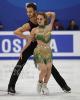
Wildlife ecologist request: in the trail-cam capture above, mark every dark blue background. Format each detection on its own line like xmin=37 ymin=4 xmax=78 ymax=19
xmin=0 ymin=0 xmax=80 ymax=30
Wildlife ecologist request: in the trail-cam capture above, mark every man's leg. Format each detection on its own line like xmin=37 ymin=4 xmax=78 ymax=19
xmin=8 ymin=42 xmax=36 ymax=94
xmin=51 ymin=64 xmax=71 ymax=92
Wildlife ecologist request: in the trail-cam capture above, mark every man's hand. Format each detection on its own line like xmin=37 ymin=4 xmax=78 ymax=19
xmin=26 ymin=35 xmax=33 ymax=43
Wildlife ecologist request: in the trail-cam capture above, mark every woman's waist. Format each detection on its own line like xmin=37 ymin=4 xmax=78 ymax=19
xmin=34 ymin=45 xmax=52 ymax=56
xmin=37 ymin=44 xmax=50 ymax=48
xmin=35 ymin=44 xmax=51 ymax=53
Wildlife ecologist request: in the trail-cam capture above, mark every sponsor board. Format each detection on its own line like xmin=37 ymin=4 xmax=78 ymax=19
xmin=0 ymin=31 xmax=80 ymax=59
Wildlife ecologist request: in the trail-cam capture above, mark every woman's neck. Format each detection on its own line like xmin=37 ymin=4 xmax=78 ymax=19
xmin=38 ymin=25 xmax=45 ymax=29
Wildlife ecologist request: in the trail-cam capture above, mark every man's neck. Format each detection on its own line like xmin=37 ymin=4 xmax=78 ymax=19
xmin=30 ymin=14 xmax=37 ymax=24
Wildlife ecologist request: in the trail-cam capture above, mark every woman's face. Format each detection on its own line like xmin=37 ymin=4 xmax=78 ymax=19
xmin=37 ymin=15 xmax=45 ymax=26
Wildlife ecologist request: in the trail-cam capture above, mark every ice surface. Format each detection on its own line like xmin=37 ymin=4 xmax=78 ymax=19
xmin=0 ymin=60 xmax=80 ymax=100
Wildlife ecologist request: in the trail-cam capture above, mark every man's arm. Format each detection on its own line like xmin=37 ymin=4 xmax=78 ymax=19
xmin=14 ymin=23 xmax=30 ymax=39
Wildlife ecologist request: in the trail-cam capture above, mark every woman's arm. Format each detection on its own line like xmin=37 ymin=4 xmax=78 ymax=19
xmin=20 ymin=44 xmax=27 ymax=59
xmin=45 ymin=12 xmax=56 ymax=31
xmin=30 ymin=28 xmax=36 ymax=39
xmin=20 ymin=28 xmax=36 ymax=59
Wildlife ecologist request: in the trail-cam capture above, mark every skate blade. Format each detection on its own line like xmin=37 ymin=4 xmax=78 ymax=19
xmin=41 ymin=90 xmax=49 ymax=95
xmin=8 ymin=92 xmax=15 ymax=95
xmin=63 ymin=89 xmax=71 ymax=93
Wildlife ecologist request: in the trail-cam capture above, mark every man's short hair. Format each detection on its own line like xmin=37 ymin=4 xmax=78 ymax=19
xmin=25 ymin=3 xmax=37 ymax=11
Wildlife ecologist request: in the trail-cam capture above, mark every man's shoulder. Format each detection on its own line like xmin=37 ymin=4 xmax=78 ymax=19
xmin=22 ymin=22 xmax=30 ymax=27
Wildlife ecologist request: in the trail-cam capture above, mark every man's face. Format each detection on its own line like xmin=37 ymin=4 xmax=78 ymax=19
xmin=26 ymin=7 xmax=36 ymax=18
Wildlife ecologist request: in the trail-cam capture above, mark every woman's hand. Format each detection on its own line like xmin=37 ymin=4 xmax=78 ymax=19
xmin=45 ymin=12 xmax=55 ymax=18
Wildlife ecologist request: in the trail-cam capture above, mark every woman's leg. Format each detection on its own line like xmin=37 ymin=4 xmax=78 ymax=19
xmin=38 ymin=63 xmax=47 ymax=82
xmin=41 ymin=62 xmax=52 ymax=95
xmin=37 ymin=63 xmax=47 ymax=93
xmin=44 ymin=62 xmax=52 ymax=84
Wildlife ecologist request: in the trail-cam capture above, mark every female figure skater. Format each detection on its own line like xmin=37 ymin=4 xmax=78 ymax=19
xmin=21 ymin=12 xmax=55 ymax=94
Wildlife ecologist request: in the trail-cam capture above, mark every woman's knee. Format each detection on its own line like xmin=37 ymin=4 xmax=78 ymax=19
xmin=39 ymin=64 xmax=47 ymax=74
xmin=47 ymin=63 xmax=52 ymax=71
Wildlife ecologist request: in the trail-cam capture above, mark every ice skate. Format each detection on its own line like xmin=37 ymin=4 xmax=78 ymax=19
xmin=62 ymin=84 xmax=71 ymax=93
xmin=37 ymin=81 xmax=43 ymax=94
xmin=8 ymin=86 xmax=16 ymax=95
xmin=41 ymin=83 xmax=49 ymax=95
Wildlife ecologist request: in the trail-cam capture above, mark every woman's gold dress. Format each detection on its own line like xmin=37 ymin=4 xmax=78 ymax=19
xmin=34 ymin=32 xmax=52 ymax=64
